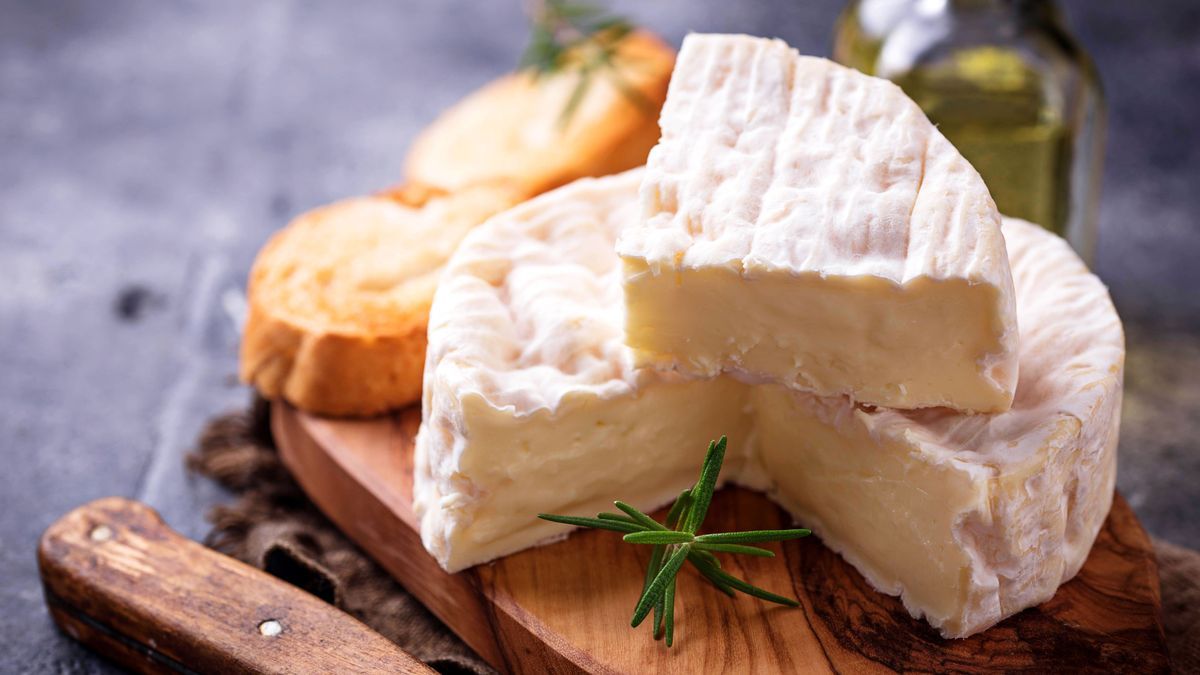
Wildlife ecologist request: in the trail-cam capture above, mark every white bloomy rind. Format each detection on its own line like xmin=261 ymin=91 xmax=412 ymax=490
xmin=415 ymin=171 xmax=760 ymax=572
xmin=618 ymin=34 xmax=1019 ymax=413
xmin=415 ymin=171 xmax=1123 ymax=639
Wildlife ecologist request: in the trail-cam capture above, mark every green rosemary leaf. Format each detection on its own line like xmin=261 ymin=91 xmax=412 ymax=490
xmin=597 ymin=512 xmax=640 ymax=525
xmin=519 ymin=25 xmax=561 ymax=76
xmin=552 ymin=0 xmax=603 ymax=20
xmin=638 ymin=540 xmax=666 ymax=623
xmin=585 ymin=15 xmax=630 ymax=35
xmin=518 ymin=0 xmax=642 ymax=126
xmin=623 ymin=531 xmax=694 ymax=545
xmin=690 ymin=548 xmax=722 ymax=567
xmin=664 ymin=573 xmax=677 ymax=647
xmin=653 ymin=590 xmax=665 ymax=640
xmin=614 ymin=501 xmax=668 ymax=531
xmin=557 ymin=67 xmax=593 ymax=129
xmin=631 ymin=545 xmax=689 ymax=627
xmin=683 ymin=436 xmax=727 ymax=533
xmin=694 ymin=529 xmax=811 ymax=545
xmin=641 ymin=543 xmax=665 ymax=596
xmin=686 ymin=549 xmax=736 ymax=597
xmin=540 ymin=436 xmax=811 ymax=646
xmin=705 ymin=566 xmax=799 ymax=607
xmin=604 ymin=67 xmax=653 ymax=114
xmin=692 ymin=542 xmax=776 ymax=558
xmin=536 ymin=513 xmax=643 ymax=533
xmin=694 ymin=548 xmax=793 ymax=596
xmin=665 ymin=489 xmax=692 ymax=530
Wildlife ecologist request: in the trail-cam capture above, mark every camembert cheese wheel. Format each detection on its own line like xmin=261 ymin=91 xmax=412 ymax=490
xmin=414 ymin=171 xmax=1123 ymax=638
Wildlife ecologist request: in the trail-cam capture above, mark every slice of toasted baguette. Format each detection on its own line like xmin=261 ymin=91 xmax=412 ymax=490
xmin=240 ymin=186 xmax=519 ymax=416
xmin=242 ymin=30 xmax=674 ymax=416
xmin=405 ymin=30 xmax=674 ymax=198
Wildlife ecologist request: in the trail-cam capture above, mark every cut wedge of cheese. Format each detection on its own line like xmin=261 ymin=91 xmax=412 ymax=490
xmin=415 ymin=171 xmax=1123 ymax=638
xmin=618 ymin=34 xmax=1019 ymax=413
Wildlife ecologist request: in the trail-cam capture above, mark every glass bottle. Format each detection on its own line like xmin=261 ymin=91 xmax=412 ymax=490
xmin=833 ymin=0 xmax=1105 ymax=263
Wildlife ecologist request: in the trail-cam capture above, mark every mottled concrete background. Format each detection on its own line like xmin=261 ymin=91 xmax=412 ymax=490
xmin=1 ymin=1 xmax=1196 ymax=671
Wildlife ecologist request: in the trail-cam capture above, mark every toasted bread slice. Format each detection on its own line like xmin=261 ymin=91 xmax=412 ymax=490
xmin=405 ymin=30 xmax=674 ymax=198
xmin=242 ymin=30 xmax=674 ymax=416
xmin=241 ymin=186 xmax=519 ymax=416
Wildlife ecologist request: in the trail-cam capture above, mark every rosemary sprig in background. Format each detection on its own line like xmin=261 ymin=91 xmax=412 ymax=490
xmin=539 ymin=437 xmax=811 ymax=647
xmin=519 ymin=0 xmax=652 ymax=126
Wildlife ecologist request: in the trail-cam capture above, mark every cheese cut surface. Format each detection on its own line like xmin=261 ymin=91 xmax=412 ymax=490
xmin=753 ymin=215 xmax=1124 ymax=636
xmin=415 ymin=172 xmax=1123 ymax=638
xmin=618 ymin=34 xmax=1019 ymax=412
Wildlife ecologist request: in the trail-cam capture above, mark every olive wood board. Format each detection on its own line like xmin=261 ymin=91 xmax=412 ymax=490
xmin=273 ymin=402 xmax=1171 ymax=674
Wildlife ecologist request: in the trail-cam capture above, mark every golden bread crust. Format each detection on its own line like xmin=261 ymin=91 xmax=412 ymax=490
xmin=405 ymin=30 xmax=674 ymax=198
xmin=240 ymin=187 xmax=518 ymax=416
xmin=242 ymin=30 xmax=675 ymax=416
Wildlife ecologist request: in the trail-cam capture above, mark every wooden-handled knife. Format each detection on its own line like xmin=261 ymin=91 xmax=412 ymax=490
xmin=38 ymin=497 xmax=433 ymax=674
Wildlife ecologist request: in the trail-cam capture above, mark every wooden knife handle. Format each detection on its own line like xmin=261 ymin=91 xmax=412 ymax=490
xmin=38 ymin=497 xmax=433 ymax=674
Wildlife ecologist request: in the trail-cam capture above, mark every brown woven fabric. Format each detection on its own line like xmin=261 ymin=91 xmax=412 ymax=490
xmin=189 ymin=398 xmax=1200 ymax=674
xmin=186 ymin=398 xmax=494 ymax=675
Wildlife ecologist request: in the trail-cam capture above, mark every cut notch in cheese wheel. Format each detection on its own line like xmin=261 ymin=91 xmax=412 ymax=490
xmin=618 ymin=33 xmax=1019 ymax=413
xmin=414 ymin=171 xmax=760 ymax=571
xmin=240 ymin=186 xmax=520 ymax=417
xmin=415 ymin=170 xmax=1123 ymax=638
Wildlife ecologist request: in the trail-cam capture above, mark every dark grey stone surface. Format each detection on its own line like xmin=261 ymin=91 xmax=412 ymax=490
xmin=0 ymin=1 xmax=1196 ymax=672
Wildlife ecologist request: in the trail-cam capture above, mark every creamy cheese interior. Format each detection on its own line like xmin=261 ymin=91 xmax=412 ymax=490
xmin=624 ymin=264 xmax=1013 ymax=411
xmin=618 ymin=34 xmax=1019 ymax=412
xmin=414 ymin=171 xmax=1123 ymax=639
xmin=421 ymin=377 xmax=756 ymax=568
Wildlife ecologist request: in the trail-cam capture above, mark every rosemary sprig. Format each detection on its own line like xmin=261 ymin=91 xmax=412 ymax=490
xmin=518 ymin=0 xmax=651 ymax=127
xmin=538 ymin=437 xmax=811 ymax=647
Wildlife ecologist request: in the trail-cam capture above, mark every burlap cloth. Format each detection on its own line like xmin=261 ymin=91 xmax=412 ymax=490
xmin=188 ymin=398 xmax=1200 ymax=673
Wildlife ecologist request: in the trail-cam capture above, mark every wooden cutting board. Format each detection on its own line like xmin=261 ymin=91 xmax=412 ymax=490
xmin=273 ymin=402 xmax=1170 ymax=674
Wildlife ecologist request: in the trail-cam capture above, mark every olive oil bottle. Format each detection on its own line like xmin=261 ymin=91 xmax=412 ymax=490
xmin=834 ymin=0 xmax=1105 ymax=263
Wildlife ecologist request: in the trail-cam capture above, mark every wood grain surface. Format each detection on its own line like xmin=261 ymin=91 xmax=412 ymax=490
xmin=274 ymin=402 xmax=1171 ymax=674
xmin=38 ymin=497 xmax=433 ymax=675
